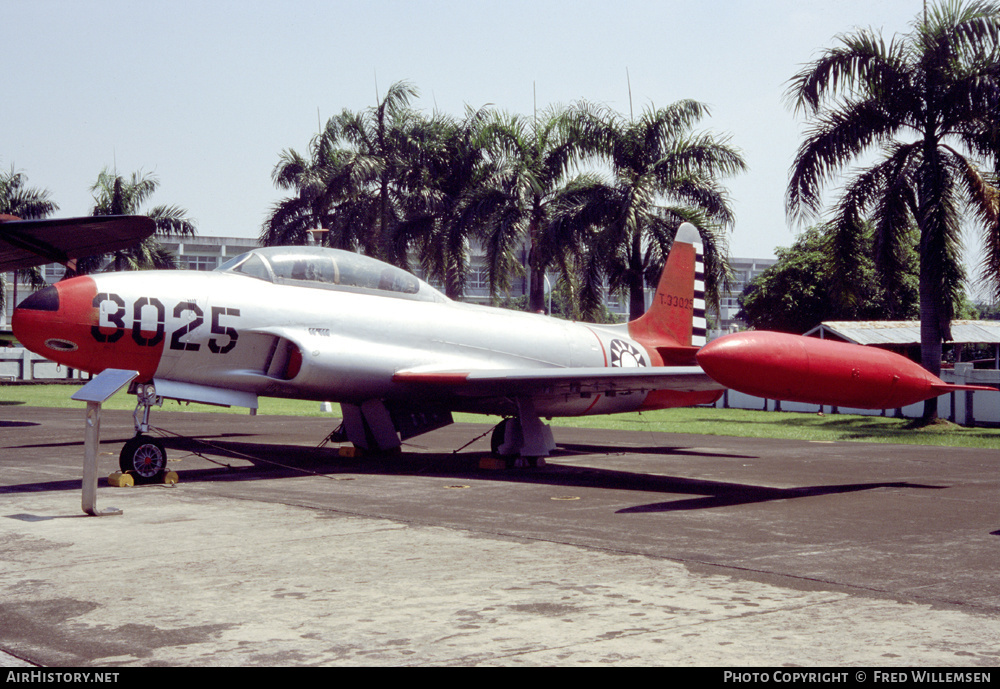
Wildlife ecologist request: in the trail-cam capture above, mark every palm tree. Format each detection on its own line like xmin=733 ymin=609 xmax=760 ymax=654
xmin=0 ymin=165 xmax=58 ymax=316
xmin=263 ymin=80 xmax=434 ymax=268
xmin=398 ymin=105 xmax=497 ymax=299
xmin=785 ymin=0 xmax=1000 ymax=423
xmin=0 ymin=165 xmax=58 ymax=220
xmin=573 ymin=100 xmax=746 ymax=321
xmin=74 ymin=167 xmax=196 ymax=274
xmin=262 ymin=131 xmax=363 ymax=248
xmin=476 ymin=106 xmax=595 ymax=313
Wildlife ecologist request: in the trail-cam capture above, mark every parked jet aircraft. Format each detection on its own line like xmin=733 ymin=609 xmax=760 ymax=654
xmin=11 ymin=220 xmax=992 ymax=482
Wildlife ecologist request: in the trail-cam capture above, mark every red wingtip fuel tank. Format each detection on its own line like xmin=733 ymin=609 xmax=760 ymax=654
xmin=696 ymin=331 xmax=995 ymax=410
xmin=12 ymin=275 xmax=164 ymax=381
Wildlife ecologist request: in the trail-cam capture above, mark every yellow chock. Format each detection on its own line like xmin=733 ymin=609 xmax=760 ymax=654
xmin=163 ymin=471 xmax=179 ymax=485
xmin=479 ymin=456 xmax=507 ymax=470
xmin=107 ymin=472 xmax=134 ymax=488
xmin=338 ymin=445 xmax=363 ymax=457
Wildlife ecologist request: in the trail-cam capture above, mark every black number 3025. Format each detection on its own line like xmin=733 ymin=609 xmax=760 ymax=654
xmin=92 ymin=293 xmax=240 ymax=354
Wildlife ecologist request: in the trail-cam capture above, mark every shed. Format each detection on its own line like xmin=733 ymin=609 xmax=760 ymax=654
xmin=803 ymin=320 xmax=1000 ymax=367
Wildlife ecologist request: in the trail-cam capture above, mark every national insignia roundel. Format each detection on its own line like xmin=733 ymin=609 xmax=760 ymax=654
xmin=610 ymin=339 xmax=646 ymax=367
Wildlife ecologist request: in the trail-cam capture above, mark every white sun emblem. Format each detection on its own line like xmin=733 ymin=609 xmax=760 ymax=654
xmin=610 ymin=339 xmax=645 ymax=368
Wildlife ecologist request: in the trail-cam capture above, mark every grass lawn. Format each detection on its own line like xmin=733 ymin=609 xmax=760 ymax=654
xmin=3 ymin=382 xmax=999 ymax=450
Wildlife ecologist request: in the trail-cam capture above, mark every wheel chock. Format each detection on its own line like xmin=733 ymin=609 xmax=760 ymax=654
xmin=479 ymin=456 xmax=507 ymax=470
xmin=338 ymin=445 xmax=363 ymax=457
xmin=107 ymin=472 xmax=134 ymax=488
xmin=108 ymin=470 xmax=178 ymax=486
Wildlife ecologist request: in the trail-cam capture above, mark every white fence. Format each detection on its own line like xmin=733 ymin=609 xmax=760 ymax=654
xmin=0 ymin=347 xmax=87 ymax=382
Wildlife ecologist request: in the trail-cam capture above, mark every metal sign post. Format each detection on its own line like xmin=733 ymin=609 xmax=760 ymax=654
xmin=71 ymin=369 xmax=138 ymax=516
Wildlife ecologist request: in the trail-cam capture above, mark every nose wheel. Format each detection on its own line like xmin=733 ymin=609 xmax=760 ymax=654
xmin=120 ymin=435 xmax=167 ymax=483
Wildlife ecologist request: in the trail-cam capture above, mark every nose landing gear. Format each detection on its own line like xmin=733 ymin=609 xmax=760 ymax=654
xmin=121 ymin=382 xmax=168 ymax=483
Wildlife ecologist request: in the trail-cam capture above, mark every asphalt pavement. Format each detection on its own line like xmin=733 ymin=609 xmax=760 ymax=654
xmin=0 ymin=405 xmax=997 ymax=666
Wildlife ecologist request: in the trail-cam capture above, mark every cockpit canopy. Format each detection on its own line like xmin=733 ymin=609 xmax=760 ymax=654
xmin=216 ymin=246 xmax=447 ymax=303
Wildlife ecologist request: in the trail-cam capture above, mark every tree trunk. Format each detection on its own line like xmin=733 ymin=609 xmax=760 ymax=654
xmin=379 ymin=175 xmax=392 ymax=263
xmin=917 ymin=133 xmax=944 ymax=425
xmin=444 ymin=262 xmax=462 ymax=301
xmin=628 ymin=230 xmax=646 ymax=321
xmin=527 ymin=214 xmax=547 ymax=314
xmin=918 ymin=248 xmax=943 ymax=424
xmin=628 ymin=274 xmax=645 ymax=322
xmin=528 ymin=266 xmax=546 ymax=313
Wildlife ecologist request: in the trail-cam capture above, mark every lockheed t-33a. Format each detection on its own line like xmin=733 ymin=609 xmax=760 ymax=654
xmin=9 ymin=217 xmax=989 ymax=482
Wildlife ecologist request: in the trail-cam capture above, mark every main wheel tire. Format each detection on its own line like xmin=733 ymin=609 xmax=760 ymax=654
xmin=120 ymin=435 xmax=167 ymax=483
xmin=491 ymin=419 xmax=513 ymax=457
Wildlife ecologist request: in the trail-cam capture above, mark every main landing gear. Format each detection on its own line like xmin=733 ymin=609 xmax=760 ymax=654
xmin=120 ymin=382 xmax=168 ymax=483
xmin=490 ymin=419 xmax=546 ymax=467
xmin=489 ymin=399 xmax=556 ymax=467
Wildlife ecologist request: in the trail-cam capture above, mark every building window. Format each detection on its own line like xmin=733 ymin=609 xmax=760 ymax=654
xmin=44 ymin=264 xmax=66 ymax=281
xmin=182 ymin=256 xmax=218 ymax=271
xmin=469 ymin=264 xmax=490 ymax=291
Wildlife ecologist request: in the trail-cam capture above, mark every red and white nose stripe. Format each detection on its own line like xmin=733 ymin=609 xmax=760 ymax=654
xmin=12 ymin=276 xmax=164 ymax=381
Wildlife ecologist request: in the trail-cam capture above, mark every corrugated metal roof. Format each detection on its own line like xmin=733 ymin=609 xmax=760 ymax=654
xmin=803 ymin=320 xmax=1000 ymax=346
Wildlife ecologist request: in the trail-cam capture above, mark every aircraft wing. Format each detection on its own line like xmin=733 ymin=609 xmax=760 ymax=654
xmin=0 ymin=215 xmax=156 ymax=272
xmin=392 ymin=366 xmax=723 ymax=398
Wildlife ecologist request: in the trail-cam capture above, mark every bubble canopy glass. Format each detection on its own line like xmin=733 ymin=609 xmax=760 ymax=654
xmin=217 ymin=246 xmax=447 ymax=303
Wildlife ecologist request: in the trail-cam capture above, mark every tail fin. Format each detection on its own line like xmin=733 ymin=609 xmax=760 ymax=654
xmin=627 ymin=223 xmax=706 ymax=365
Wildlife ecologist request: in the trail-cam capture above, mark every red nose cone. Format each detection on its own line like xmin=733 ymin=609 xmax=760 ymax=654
xmin=12 ymin=276 xmax=163 ymax=380
xmin=698 ymin=331 xmax=948 ymax=409
xmin=13 ymin=277 xmax=97 ymax=371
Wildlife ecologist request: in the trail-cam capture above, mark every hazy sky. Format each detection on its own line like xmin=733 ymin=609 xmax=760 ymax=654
xmin=5 ymin=0 xmax=935 ymax=260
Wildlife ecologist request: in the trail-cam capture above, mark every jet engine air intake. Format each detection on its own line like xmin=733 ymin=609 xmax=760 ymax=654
xmin=264 ymin=336 xmax=303 ymax=380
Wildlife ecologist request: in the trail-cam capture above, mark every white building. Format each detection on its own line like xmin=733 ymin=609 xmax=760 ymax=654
xmin=713 ymin=256 xmax=777 ymax=335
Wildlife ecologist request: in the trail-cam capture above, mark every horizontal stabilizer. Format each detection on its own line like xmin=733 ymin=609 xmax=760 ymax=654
xmin=654 ymin=345 xmax=701 ymax=366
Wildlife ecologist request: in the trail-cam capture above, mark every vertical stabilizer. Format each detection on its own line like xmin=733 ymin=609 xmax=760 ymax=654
xmin=627 ymin=223 xmax=706 ymax=364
